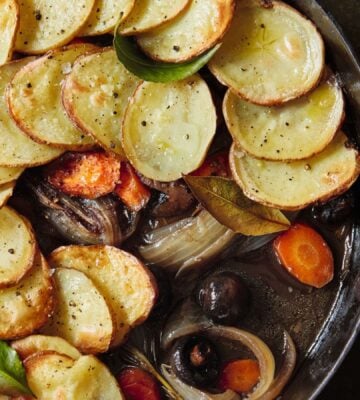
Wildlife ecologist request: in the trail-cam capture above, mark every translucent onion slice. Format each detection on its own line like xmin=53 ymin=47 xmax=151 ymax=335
xmin=209 ymin=0 xmax=324 ymax=105
xmin=138 ymin=210 xmax=236 ymax=274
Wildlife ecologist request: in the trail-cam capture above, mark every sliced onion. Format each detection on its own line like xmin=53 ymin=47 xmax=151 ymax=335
xmin=257 ymin=331 xmax=296 ymax=400
xmin=139 ymin=210 xmax=236 ymax=274
xmin=205 ymin=326 xmax=276 ymax=400
xmin=161 ymin=364 xmax=241 ymax=400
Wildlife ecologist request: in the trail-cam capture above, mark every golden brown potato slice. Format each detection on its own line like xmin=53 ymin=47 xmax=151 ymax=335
xmin=41 ymin=268 xmax=114 ymax=354
xmin=0 ymin=166 xmax=23 ymax=185
xmin=0 ymin=182 xmax=15 ymax=208
xmin=119 ymin=0 xmax=190 ymax=36
xmin=122 ymin=76 xmax=217 ymax=181
xmin=12 ymin=335 xmax=81 ymax=361
xmin=209 ymin=0 xmax=324 ymax=105
xmin=49 ymin=245 xmax=157 ymax=348
xmin=15 ymin=0 xmax=95 ymax=54
xmin=230 ymin=132 xmax=360 ymax=210
xmin=81 ymin=0 xmax=135 ymax=36
xmin=223 ymin=72 xmax=345 ymax=160
xmin=0 ymin=252 xmax=54 ymax=340
xmin=62 ymin=48 xmax=140 ymax=157
xmin=0 ymin=206 xmax=36 ymax=289
xmin=7 ymin=44 xmax=97 ymax=150
xmin=25 ymin=352 xmax=123 ymax=399
xmin=0 ymin=58 xmax=63 ymax=167
xmin=0 ymin=0 xmax=18 ymax=65
xmin=137 ymin=0 xmax=235 ymax=62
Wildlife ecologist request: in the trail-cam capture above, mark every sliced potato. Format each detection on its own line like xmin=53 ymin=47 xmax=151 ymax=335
xmin=0 ymin=252 xmax=54 ymax=339
xmin=81 ymin=0 xmax=135 ymax=36
xmin=209 ymin=0 xmax=324 ymax=105
xmin=119 ymin=0 xmax=190 ymax=35
xmin=0 ymin=166 xmax=23 ymax=185
xmin=230 ymin=132 xmax=360 ymax=210
xmin=7 ymin=44 xmax=97 ymax=150
xmin=137 ymin=0 xmax=235 ymax=62
xmin=15 ymin=0 xmax=95 ymax=54
xmin=49 ymin=245 xmax=157 ymax=348
xmin=0 ymin=206 xmax=36 ymax=288
xmin=0 ymin=182 xmax=15 ymax=208
xmin=0 ymin=0 xmax=18 ymax=65
xmin=41 ymin=268 xmax=114 ymax=354
xmin=223 ymin=72 xmax=345 ymax=160
xmin=0 ymin=58 xmax=63 ymax=167
xmin=122 ymin=76 xmax=217 ymax=181
xmin=12 ymin=335 xmax=81 ymax=360
xmin=62 ymin=47 xmax=140 ymax=157
xmin=25 ymin=352 xmax=123 ymax=399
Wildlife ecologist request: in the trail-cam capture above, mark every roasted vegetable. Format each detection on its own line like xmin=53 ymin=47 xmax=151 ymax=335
xmin=0 ymin=0 xmax=18 ymax=65
xmin=117 ymin=368 xmax=161 ymax=400
xmin=218 ymin=360 xmax=260 ymax=394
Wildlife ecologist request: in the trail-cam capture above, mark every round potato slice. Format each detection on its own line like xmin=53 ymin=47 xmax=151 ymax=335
xmin=119 ymin=0 xmax=190 ymax=36
xmin=0 ymin=0 xmax=18 ymax=65
xmin=81 ymin=0 xmax=135 ymax=36
xmin=15 ymin=0 xmax=95 ymax=54
xmin=122 ymin=76 xmax=217 ymax=181
xmin=0 ymin=166 xmax=23 ymax=185
xmin=7 ymin=44 xmax=97 ymax=150
xmin=230 ymin=132 xmax=360 ymax=210
xmin=0 ymin=58 xmax=63 ymax=167
xmin=137 ymin=0 xmax=235 ymax=63
xmin=223 ymin=72 xmax=345 ymax=160
xmin=0 ymin=252 xmax=54 ymax=339
xmin=41 ymin=268 xmax=114 ymax=354
xmin=49 ymin=245 xmax=157 ymax=348
xmin=0 ymin=182 xmax=15 ymax=208
xmin=0 ymin=206 xmax=36 ymax=289
xmin=209 ymin=0 xmax=324 ymax=105
xmin=12 ymin=335 xmax=81 ymax=361
xmin=62 ymin=48 xmax=140 ymax=157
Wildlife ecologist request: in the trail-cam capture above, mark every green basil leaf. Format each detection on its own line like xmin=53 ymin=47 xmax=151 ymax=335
xmin=0 ymin=340 xmax=33 ymax=396
xmin=113 ymin=33 xmax=221 ymax=82
xmin=184 ymin=176 xmax=290 ymax=236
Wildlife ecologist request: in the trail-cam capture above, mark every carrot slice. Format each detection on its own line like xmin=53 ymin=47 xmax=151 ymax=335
xmin=219 ymin=359 xmax=260 ymax=394
xmin=273 ymin=223 xmax=334 ymax=288
xmin=47 ymin=151 xmax=120 ymax=199
xmin=114 ymin=163 xmax=151 ymax=212
xmin=117 ymin=368 xmax=161 ymax=400
xmin=191 ymin=151 xmax=231 ymax=177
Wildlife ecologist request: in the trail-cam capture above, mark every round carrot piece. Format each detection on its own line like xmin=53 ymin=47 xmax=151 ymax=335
xmin=219 ymin=359 xmax=260 ymax=394
xmin=273 ymin=223 xmax=334 ymax=288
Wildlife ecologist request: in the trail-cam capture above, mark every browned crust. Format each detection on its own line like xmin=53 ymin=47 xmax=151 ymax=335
xmin=6 ymin=44 xmax=98 ymax=151
xmin=136 ymin=0 xmax=236 ymax=63
xmin=120 ymin=0 xmax=191 ymax=36
xmin=0 ymin=0 xmax=19 ymax=65
xmin=0 ymin=206 xmax=36 ymax=289
xmin=229 ymin=142 xmax=360 ymax=211
xmin=208 ymin=0 xmax=325 ymax=106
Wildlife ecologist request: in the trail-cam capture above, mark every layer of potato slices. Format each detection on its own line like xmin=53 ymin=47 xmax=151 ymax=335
xmin=137 ymin=0 xmax=235 ymax=63
xmin=0 ymin=251 xmax=54 ymax=339
xmin=49 ymin=245 xmax=157 ymax=348
xmin=12 ymin=335 xmax=81 ymax=361
xmin=223 ymin=72 xmax=344 ymax=160
xmin=230 ymin=132 xmax=360 ymax=210
xmin=0 ymin=58 xmax=63 ymax=167
xmin=14 ymin=0 xmax=95 ymax=54
xmin=62 ymin=48 xmax=140 ymax=157
xmin=0 ymin=166 xmax=23 ymax=185
xmin=0 ymin=206 xmax=36 ymax=289
xmin=122 ymin=75 xmax=217 ymax=181
xmin=7 ymin=44 xmax=97 ymax=150
xmin=119 ymin=0 xmax=190 ymax=35
xmin=209 ymin=0 xmax=324 ymax=105
xmin=25 ymin=352 xmax=123 ymax=399
xmin=0 ymin=182 xmax=15 ymax=208
xmin=81 ymin=0 xmax=135 ymax=36
xmin=41 ymin=267 xmax=114 ymax=354
xmin=0 ymin=0 xmax=18 ymax=65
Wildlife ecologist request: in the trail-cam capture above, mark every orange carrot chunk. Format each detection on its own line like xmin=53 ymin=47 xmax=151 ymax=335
xmin=273 ymin=223 xmax=334 ymax=288
xmin=219 ymin=359 xmax=260 ymax=394
xmin=191 ymin=150 xmax=231 ymax=177
xmin=114 ymin=162 xmax=151 ymax=212
xmin=47 ymin=151 xmax=120 ymax=199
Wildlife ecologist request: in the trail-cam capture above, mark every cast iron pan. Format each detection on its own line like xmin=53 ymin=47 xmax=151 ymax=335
xmin=281 ymin=1 xmax=360 ymax=398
